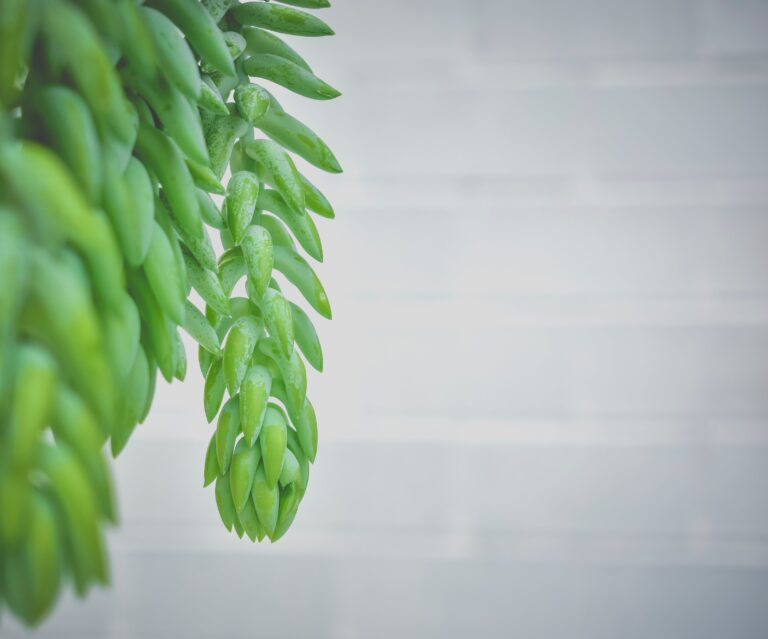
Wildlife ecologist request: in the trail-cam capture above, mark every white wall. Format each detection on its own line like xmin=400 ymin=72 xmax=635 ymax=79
xmin=7 ymin=1 xmax=768 ymax=637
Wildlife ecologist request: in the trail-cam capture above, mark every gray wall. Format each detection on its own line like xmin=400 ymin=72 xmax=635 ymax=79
xmin=7 ymin=1 xmax=768 ymax=637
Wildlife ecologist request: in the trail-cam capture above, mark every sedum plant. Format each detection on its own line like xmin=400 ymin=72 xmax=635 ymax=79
xmin=0 ymin=0 xmax=339 ymax=626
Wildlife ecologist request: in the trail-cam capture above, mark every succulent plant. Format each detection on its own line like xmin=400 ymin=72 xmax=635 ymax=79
xmin=0 ymin=0 xmax=339 ymax=625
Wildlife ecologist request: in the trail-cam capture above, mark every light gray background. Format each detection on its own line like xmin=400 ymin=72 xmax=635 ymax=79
xmin=6 ymin=0 xmax=768 ymax=637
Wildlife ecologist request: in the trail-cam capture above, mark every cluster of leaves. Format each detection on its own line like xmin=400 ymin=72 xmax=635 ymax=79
xmin=0 ymin=0 xmax=338 ymax=626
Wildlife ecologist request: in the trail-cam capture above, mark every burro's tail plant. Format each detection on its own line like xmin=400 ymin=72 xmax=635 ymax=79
xmin=0 ymin=0 xmax=339 ymax=626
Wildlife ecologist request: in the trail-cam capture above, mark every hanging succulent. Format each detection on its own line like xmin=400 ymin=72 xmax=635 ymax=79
xmin=0 ymin=0 xmax=339 ymax=626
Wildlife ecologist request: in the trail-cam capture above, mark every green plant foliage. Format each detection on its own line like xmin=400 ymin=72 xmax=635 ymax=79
xmin=0 ymin=0 xmax=338 ymax=626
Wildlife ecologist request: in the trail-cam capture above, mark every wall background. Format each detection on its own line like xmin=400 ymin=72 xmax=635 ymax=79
xmin=7 ymin=1 xmax=768 ymax=637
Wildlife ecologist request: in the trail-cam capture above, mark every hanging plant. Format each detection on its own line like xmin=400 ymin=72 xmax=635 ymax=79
xmin=0 ymin=0 xmax=339 ymax=625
